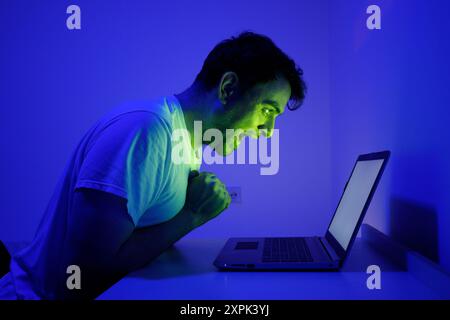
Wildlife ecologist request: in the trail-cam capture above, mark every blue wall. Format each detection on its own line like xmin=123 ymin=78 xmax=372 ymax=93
xmin=1 ymin=0 xmax=449 ymax=275
xmin=329 ymin=0 xmax=450 ymax=272
xmin=0 ymin=0 xmax=332 ymax=241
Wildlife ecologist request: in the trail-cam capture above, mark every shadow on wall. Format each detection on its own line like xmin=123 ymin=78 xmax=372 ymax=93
xmin=389 ymin=197 xmax=439 ymax=263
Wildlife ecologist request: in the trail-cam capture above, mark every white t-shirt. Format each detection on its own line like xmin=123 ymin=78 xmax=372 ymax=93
xmin=0 ymin=96 xmax=200 ymax=299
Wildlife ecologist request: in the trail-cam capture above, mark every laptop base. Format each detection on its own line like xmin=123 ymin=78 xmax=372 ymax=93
xmin=213 ymin=237 xmax=340 ymax=271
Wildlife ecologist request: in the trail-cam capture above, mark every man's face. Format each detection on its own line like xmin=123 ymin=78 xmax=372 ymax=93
xmin=213 ymin=76 xmax=291 ymax=156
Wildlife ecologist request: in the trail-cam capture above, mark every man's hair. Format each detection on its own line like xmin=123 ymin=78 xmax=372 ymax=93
xmin=194 ymin=31 xmax=306 ymax=110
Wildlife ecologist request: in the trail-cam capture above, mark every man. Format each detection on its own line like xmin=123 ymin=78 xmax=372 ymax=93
xmin=0 ymin=32 xmax=306 ymax=299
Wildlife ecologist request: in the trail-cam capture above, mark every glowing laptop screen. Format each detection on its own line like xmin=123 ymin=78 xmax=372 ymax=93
xmin=328 ymin=159 xmax=384 ymax=250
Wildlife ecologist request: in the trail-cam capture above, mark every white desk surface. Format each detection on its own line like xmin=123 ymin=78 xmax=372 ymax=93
xmin=98 ymin=238 xmax=446 ymax=300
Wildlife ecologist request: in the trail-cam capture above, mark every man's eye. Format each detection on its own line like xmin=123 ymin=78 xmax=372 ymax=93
xmin=262 ymin=108 xmax=274 ymax=117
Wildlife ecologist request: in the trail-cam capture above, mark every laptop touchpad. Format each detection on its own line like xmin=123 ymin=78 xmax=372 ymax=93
xmin=234 ymin=242 xmax=259 ymax=250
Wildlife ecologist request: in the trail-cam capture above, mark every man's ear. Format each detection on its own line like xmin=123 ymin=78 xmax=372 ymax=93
xmin=218 ymin=71 xmax=239 ymax=105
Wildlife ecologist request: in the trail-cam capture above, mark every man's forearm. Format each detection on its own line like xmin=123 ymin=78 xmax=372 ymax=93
xmin=113 ymin=207 xmax=196 ymax=274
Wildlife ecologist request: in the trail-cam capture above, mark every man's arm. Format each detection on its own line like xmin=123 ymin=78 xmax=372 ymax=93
xmin=114 ymin=205 xmax=195 ymax=273
xmin=61 ymin=188 xmax=195 ymax=299
xmin=61 ymin=171 xmax=230 ymax=299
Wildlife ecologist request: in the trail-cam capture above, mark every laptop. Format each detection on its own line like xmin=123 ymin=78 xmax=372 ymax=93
xmin=214 ymin=151 xmax=390 ymax=270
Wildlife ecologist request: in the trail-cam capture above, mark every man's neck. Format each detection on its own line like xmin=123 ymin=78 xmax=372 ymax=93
xmin=174 ymin=85 xmax=215 ymax=150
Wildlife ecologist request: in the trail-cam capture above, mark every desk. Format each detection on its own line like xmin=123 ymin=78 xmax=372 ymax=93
xmin=98 ymin=227 xmax=449 ymax=300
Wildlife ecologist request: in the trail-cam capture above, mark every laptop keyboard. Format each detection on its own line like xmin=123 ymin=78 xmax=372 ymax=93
xmin=262 ymin=237 xmax=313 ymax=263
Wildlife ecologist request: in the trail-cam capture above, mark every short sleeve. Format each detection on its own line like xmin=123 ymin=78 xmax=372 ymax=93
xmin=75 ymin=111 xmax=172 ymax=226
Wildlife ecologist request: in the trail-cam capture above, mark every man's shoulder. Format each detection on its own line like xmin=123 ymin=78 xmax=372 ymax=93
xmin=83 ymin=97 xmax=176 ymax=152
xmin=105 ymin=96 xmax=173 ymax=127
xmin=92 ymin=96 xmax=178 ymax=137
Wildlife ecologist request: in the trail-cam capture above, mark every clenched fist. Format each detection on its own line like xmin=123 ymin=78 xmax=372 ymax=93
xmin=184 ymin=170 xmax=231 ymax=228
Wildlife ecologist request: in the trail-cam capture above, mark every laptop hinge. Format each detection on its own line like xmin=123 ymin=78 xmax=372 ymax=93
xmin=319 ymin=237 xmax=340 ymax=262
